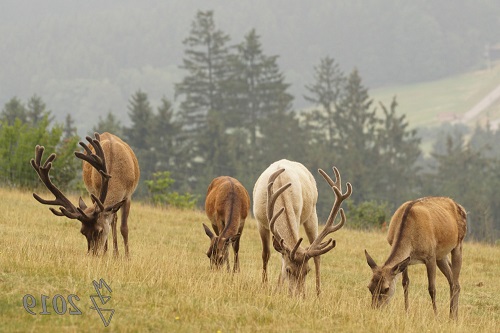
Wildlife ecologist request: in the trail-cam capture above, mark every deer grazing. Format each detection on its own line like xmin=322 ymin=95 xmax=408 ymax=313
xmin=253 ymin=159 xmax=352 ymax=296
xmin=203 ymin=176 xmax=250 ymax=272
xmin=364 ymin=196 xmax=467 ymax=319
xmin=31 ymin=132 xmax=140 ymax=257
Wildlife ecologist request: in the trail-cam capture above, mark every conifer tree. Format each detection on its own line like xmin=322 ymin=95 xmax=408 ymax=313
xmin=26 ymin=95 xmax=53 ymax=126
xmin=124 ymin=90 xmax=154 ymax=150
xmin=92 ymin=111 xmax=123 ymax=137
xmin=304 ymin=56 xmax=345 ymax=145
xmin=175 ymin=10 xmax=230 ymax=133
xmin=1 ymin=97 xmax=27 ymax=125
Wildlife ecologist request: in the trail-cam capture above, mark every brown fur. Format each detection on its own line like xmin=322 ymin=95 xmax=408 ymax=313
xmin=82 ymin=132 xmax=140 ymax=257
xmin=365 ymin=196 xmax=467 ymax=319
xmin=31 ymin=132 xmax=139 ymax=257
xmin=203 ymin=176 xmax=250 ymax=272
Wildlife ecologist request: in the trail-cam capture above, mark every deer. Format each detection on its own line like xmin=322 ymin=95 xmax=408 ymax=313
xmin=203 ymin=176 xmax=250 ymax=272
xmin=31 ymin=132 xmax=140 ymax=257
xmin=364 ymin=196 xmax=467 ymax=319
xmin=253 ymin=159 xmax=352 ymax=297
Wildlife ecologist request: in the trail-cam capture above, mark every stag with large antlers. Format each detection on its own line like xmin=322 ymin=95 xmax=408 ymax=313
xmin=203 ymin=176 xmax=250 ymax=272
xmin=253 ymin=159 xmax=352 ymax=296
xmin=364 ymin=196 xmax=467 ymax=319
xmin=31 ymin=132 xmax=140 ymax=256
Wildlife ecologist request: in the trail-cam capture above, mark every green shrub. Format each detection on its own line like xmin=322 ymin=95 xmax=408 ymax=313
xmin=145 ymin=171 xmax=198 ymax=209
xmin=346 ymin=200 xmax=389 ymax=231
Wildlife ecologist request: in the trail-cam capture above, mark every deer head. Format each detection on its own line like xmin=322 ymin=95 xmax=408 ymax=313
xmin=267 ymin=167 xmax=352 ymax=296
xmin=365 ymin=250 xmax=411 ymax=308
xmin=202 ymin=223 xmax=241 ymax=269
xmin=31 ymin=133 xmax=125 ymax=255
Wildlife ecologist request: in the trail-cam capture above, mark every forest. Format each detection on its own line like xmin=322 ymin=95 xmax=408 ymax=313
xmin=1 ymin=9 xmax=500 ymax=242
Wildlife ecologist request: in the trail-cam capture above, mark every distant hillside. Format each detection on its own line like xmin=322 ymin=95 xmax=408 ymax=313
xmin=371 ymin=62 xmax=500 ymax=129
xmin=2 ymin=1 xmax=500 ymax=135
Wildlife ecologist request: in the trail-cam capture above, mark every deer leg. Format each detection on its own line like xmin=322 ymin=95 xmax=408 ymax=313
xmin=313 ymin=256 xmax=321 ymax=296
xmin=402 ymin=268 xmax=410 ymax=311
xmin=111 ymin=213 xmax=119 ymax=257
xmin=303 ymin=212 xmax=321 ymax=296
xmin=232 ymin=234 xmax=241 ymax=273
xmin=120 ymin=199 xmax=131 ymax=258
xmin=450 ymin=244 xmax=463 ymax=320
xmin=259 ymin=225 xmax=271 ymax=283
xmin=425 ymin=259 xmax=438 ymax=315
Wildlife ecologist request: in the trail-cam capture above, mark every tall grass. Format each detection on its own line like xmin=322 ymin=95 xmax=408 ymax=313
xmin=1 ymin=187 xmax=498 ymax=332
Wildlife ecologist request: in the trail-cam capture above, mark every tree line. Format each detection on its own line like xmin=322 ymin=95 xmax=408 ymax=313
xmin=1 ymin=11 xmax=499 ymax=242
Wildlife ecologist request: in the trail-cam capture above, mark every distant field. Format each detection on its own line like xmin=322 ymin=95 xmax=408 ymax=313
xmin=1 ymin=187 xmax=499 ymax=332
xmin=371 ymin=62 xmax=500 ymax=129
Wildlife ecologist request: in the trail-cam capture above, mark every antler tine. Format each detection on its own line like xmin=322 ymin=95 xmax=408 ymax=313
xmin=306 ymin=167 xmax=352 ymax=259
xmin=75 ymin=133 xmax=111 ymax=205
xmin=266 ymin=168 xmax=291 ymax=221
xmin=266 ymin=168 xmax=303 ymax=258
xmin=31 ymin=145 xmax=87 ymax=221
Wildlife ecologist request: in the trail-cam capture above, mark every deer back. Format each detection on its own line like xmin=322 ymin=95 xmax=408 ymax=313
xmin=83 ymin=132 xmax=140 ymax=206
xmin=253 ymin=159 xmax=318 ymax=243
xmin=205 ymin=176 xmax=250 ymax=237
xmin=386 ymin=196 xmax=467 ymax=265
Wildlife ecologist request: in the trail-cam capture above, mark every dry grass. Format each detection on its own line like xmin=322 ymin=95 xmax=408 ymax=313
xmin=0 ymin=187 xmax=498 ymax=332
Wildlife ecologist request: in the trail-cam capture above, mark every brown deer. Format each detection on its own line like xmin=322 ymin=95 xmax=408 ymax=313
xmin=364 ymin=196 xmax=467 ymax=319
xmin=203 ymin=176 xmax=250 ymax=272
xmin=31 ymin=132 xmax=140 ymax=257
xmin=253 ymin=159 xmax=352 ymax=296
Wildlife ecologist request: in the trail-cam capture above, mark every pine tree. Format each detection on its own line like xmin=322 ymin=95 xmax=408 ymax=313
xmin=376 ymin=97 xmax=422 ymax=205
xmin=124 ymin=90 xmax=154 ymax=150
xmin=122 ymin=90 xmax=155 ymax=196
xmin=304 ymin=56 xmax=345 ymax=145
xmin=26 ymin=94 xmax=54 ymax=126
xmin=92 ymin=111 xmax=123 ymax=137
xmin=333 ymin=68 xmax=380 ymax=202
xmin=226 ymin=29 xmax=293 ymax=148
xmin=175 ymin=10 xmax=230 ymax=133
xmin=63 ymin=114 xmax=78 ymax=139
xmin=175 ymin=10 xmax=233 ymax=190
xmin=1 ymin=97 xmax=27 ymax=125
xmin=151 ymin=98 xmax=185 ymax=191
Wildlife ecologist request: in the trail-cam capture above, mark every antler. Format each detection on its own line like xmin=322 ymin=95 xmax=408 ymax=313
xmin=75 ymin=133 xmax=111 ymax=206
xmin=305 ymin=167 xmax=352 ymax=258
xmin=266 ymin=168 xmax=304 ymax=259
xmin=31 ymin=145 xmax=92 ymax=222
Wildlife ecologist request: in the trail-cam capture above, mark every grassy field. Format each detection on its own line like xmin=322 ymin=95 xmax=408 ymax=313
xmin=371 ymin=62 xmax=500 ymax=128
xmin=1 ymin=186 xmax=499 ymax=332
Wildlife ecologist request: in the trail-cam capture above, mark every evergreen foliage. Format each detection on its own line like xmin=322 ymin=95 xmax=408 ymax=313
xmin=1 ymin=9 xmax=500 ymax=241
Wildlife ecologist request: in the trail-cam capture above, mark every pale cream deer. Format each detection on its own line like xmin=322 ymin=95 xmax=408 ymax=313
xmin=203 ymin=176 xmax=250 ymax=272
xmin=31 ymin=132 xmax=140 ymax=257
xmin=253 ymin=159 xmax=352 ymax=296
xmin=364 ymin=196 xmax=467 ymax=319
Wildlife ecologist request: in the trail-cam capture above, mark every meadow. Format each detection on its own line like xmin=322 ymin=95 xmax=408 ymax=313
xmin=371 ymin=62 xmax=500 ymax=128
xmin=0 ymin=186 xmax=499 ymax=332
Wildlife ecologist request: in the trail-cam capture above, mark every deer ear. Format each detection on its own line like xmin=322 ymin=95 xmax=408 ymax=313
xmin=106 ymin=199 xmax=126 ymax=213
xmin=365 ymin=250 xmax=378 ymax=270
xmin=202 ymin=223 xmax=215 ymax=239
xmin=78 ymin=197 xmax=88 ymax=210
xmin=272 ymin=236 xmax=285 ymax=254
xmin=391 ymin=256 xmax=411 ymax=275
xmin=228 ymin=233 xmax=241 ymax=243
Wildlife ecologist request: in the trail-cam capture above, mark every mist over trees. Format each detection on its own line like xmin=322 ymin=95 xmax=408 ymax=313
xmin=1 ymin=8 xmax=500 ymax=242
xmin=2 ymin=1 xmax=500 ymax=131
